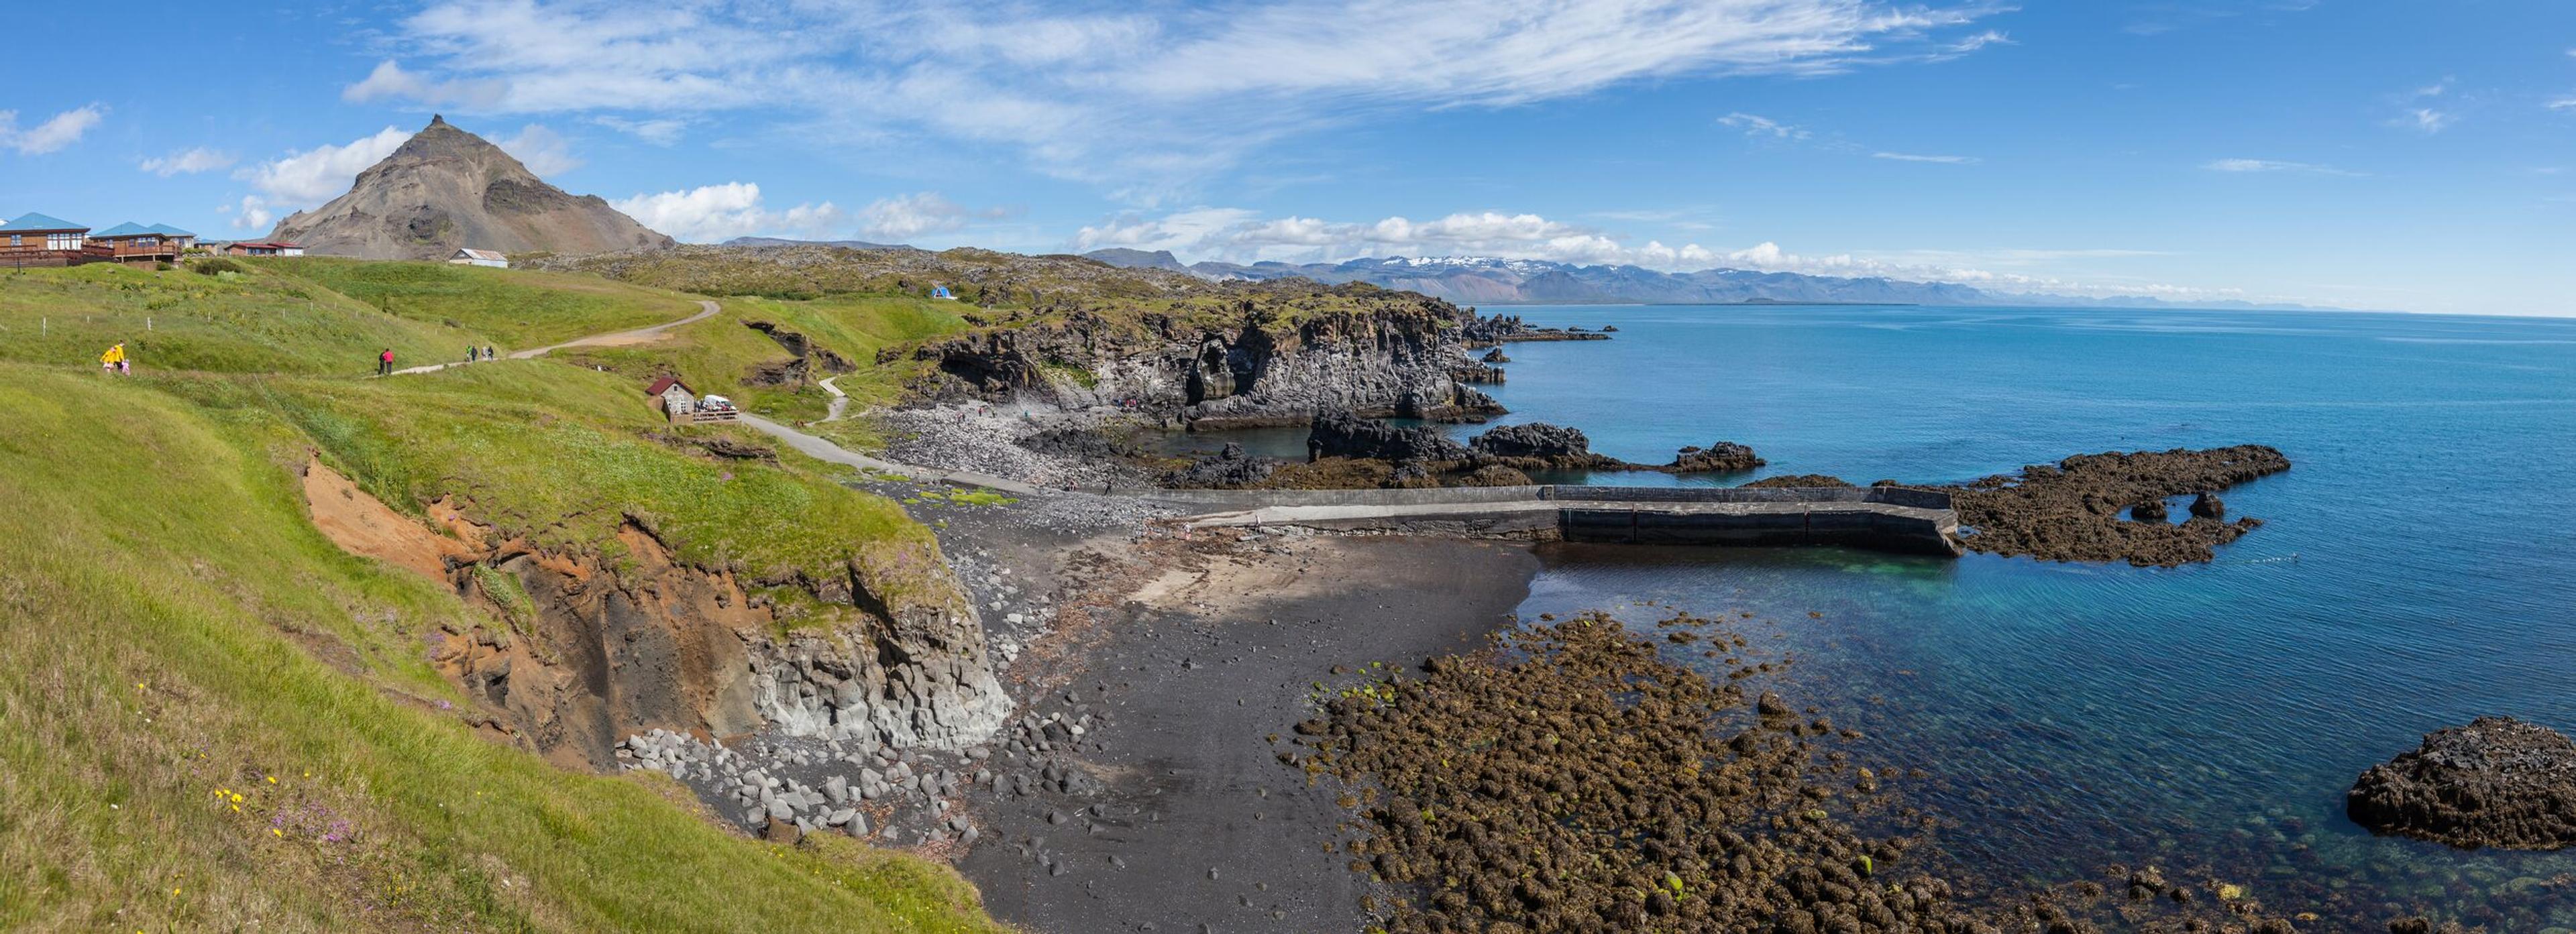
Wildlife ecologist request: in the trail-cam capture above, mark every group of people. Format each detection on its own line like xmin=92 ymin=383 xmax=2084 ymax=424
xmin=368 ymin=344 xmax=498 ymax=376
xmin=98 ymin=343 xmax=129 ymax=375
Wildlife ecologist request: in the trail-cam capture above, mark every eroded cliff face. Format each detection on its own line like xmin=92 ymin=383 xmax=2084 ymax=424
xmin=905 ymin=289 xmax=1502 ymax=428
xmin=303 ymin=459 xmax=1006 ymax=770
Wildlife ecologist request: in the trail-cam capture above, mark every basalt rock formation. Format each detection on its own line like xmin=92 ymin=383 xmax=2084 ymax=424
xmin=1309 ymin=412 xmax=1467 ymax=463
xmin=272 ymin=116 xmax=672 ymax=260
xmin=1466 ymin=422 xmax=1624 ymax=471
xmin=2349 ymin=716 xmax=2576 ymax=850
xmin=905 ymin=285 xmax=1507 ymax=428
xmin=743 ymin=320 xmax=857 ymax=387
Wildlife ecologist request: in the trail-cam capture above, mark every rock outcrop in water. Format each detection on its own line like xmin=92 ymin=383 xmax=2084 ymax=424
xmin=1163 ymin=442 xmax=1275 ymax=488
xmin=1670 ymin=441 xmax=1765 ymax=473
xmin=1944 ymin=445 xmax=2290 ymax=567
xmin=1310 ymin=412 xmax=1468 ymax=463
xmin=2348 ymin=716 xmax=2576 ymax=850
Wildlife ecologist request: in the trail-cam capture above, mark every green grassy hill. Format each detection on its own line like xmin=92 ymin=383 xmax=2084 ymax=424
xmin=0 ymin=264 xmax=481 ymax=375
xmin=0 ymin=262 xmax=1008 ymax=932
xmin=256 ymin=258 xmax=704 ymax=349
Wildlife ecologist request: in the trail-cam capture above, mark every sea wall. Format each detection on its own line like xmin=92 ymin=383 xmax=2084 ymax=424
xmin=1180 ymin=485 xmax=1962 ymax=557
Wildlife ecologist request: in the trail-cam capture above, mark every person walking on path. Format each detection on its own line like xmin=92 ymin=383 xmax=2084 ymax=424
xmin=99 ymin=343 xmax=126 ymax=375
xmin=483 ymin=345 xmax=495 ymax=362
xmin=377 ymin=348 xmax=394 ymax=376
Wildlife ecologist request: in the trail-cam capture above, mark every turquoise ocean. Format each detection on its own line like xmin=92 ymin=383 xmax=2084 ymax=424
xmin=1170 ymin=304 xmax=2576 ymax=929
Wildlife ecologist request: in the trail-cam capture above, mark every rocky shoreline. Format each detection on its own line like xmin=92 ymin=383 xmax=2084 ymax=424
xmin=2349 ymin=717 xmax=2576 ymax=851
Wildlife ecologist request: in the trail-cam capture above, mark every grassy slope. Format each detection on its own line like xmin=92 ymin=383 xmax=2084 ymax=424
xmin=566 ymin=294 xmax=968 ymax=424
xmin=0 ymin=366 xmax=1002 ymax=933
xmin=255 ymin=258 xmax=702 ymax=350
xmin=0 ymin=266 xmax=1007 ymax=931
xmin=0 ymin=264 xmax=482 ymax=376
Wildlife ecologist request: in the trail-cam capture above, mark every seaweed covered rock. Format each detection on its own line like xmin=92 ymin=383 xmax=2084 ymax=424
xmin=1307 ymin=412 xmax=1465 ymax=463
xmin=1942 ymin=445 xmax=2290 ymax=567
xmin=2129 ymin=498 xmax=2170 ymax=522
xmin=1743 ymin=474 xmax=1856 ymax=489
xmin=1670 ymin=441 xmax=1764 ymax=473
xmin=2348 ymin=716 xmax=2576 ymax=850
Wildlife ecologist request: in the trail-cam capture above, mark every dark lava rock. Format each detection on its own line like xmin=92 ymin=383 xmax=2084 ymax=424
xmin=1163 ymin=442 xmax=1275 ymax=488
xmin=1309 ymin=412 xmax=1465 ymax=463
xmin=2129 ymin=498 xmax=2170 ymax=522
xmin=1479 ymin=347 xmax=1510 ymax=363
xmin=1469 ymin=422 xmax=1594 ymax=460
xmin=2190 ymin=491 xmax=2226 ymax=519
xmin=2348 ymin=715 xmax=2576 ymax=850
xmin=1669 ymin=441 xmax=1764 ymax=473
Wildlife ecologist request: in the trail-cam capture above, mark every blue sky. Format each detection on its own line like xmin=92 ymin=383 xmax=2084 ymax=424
xmin=5 ymin=1 xmax=2573 ymax=314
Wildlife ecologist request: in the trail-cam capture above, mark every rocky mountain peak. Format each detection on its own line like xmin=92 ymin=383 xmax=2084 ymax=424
xmin=271 ymin=117 xmax=672 ymax=261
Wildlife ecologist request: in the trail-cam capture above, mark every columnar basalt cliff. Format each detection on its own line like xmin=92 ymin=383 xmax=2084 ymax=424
xmin=904 ymin=284 xmax=1504 ymax=428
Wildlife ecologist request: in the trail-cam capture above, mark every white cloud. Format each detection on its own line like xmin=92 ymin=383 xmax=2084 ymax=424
xmin=1718 ymin=111 xmax=1809 ymax=139
xmin=592 ymin=115 xmax=686 ymax=145
xmin=493 ymin=123 xmax=581 ymax=176
xmin=857 ymin=192 xmax=1011 ymax=239
xmin=2547 ymin=96 xmax=2576 ymax=113
xmin=342 ymin=59 xmax=506 ymax=108
xmin=1872 ymin=151 xmax=1978 ymax=164
xmin=0 ymin=104 xmax=105 ymax=155
xmin=235 ymin=126 xmax=411 ymax=206
xmin=350 ymin=0 xmax=2008 ymax=183
xmin=2202 ymin=158 xmax=2364 ymax=177
xmin=2394 ymin=107 xmax=2453 ymax=133
xmin=227 ymin=196 xmax=274 ymax=232
xmin=139 ymin=146 xmax=236 ymax=176
xmin=1945 ymin=30 xmax=2012 ymax=53
xmin=610 ymin=182 xmax=844 ymax=242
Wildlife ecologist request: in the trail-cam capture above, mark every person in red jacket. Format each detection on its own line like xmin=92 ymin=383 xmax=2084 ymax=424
xmin=377 ymin=348 xmax=394 ymax=376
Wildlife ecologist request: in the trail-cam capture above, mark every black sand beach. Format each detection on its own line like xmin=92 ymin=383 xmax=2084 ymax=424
xmin=957 ymin=534 xmax=1538 ymax=932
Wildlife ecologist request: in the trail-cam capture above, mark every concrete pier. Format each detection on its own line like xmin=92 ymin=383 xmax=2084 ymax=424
xmin=1172 ymin=485 xmax=1962 ymax=557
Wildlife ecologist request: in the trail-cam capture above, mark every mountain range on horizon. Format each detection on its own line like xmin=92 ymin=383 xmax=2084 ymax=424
xmin=1077 ymin=247 xmax=2340 ymax=312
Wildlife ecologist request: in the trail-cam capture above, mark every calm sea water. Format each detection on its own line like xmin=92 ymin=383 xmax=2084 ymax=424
xmin=1179 ymin=304 xmax=2576 ymax=929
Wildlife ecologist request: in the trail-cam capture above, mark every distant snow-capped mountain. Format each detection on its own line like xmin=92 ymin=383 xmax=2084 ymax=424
xmin=1079 ymin=250 xmax=2330 ymax=311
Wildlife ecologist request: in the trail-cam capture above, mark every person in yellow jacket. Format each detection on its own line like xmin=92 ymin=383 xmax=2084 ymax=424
xmin=99 ymin=343 xmax=127 ymax=375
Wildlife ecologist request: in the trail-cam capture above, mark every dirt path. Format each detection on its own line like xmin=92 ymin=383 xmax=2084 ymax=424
xmin=385 ymin=299 xmax=721 ymax=375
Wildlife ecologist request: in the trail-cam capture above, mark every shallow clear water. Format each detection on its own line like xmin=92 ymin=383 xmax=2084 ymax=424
xmin=1472 ymin=305 xmax=2576 ymax=929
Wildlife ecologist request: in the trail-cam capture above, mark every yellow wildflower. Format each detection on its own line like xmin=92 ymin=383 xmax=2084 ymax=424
xmin=266 ymin=776 xmax=277 ymax=784
xmin=272 ymin=828 xmax=282 ymax=837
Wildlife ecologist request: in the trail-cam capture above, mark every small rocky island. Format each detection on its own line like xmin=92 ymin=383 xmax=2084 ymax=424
xmin=2348 ymin=716 xmax=2576 ymax=850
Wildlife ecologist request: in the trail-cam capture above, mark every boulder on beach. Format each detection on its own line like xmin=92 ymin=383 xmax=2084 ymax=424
xmin=2347 ymin=716 xmax=2576 ymax=850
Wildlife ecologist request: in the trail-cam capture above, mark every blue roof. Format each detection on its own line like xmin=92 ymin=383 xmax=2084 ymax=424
xmin=145 ymin=223 xmax=195 ymax=237
xmin=0 ymin=213 xmax=85 ymax=233
xmin=92 ymin=221 xmax=152 ymax=237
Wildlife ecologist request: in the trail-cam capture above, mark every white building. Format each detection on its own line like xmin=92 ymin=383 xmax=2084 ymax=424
xmin=449 ymin=248 xmax=508 ymax=268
